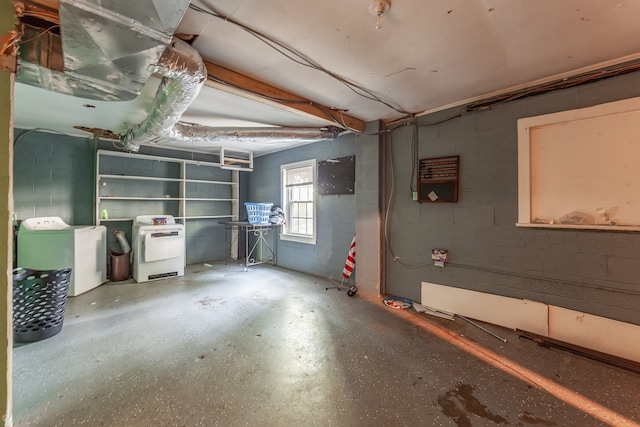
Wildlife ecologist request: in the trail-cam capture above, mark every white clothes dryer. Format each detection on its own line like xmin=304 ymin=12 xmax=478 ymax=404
xmin=132 ymin=215 xmax=185 ymax=283
xmin=17 ymin=217 xmax=107 ymax=296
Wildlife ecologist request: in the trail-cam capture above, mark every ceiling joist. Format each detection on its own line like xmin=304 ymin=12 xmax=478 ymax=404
xmin=203 ymin=61 xmax=365 ymax=133
xmin=19 ymin=0 xmax=59 ymax=14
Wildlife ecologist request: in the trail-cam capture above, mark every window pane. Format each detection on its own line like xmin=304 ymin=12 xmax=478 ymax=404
xmin=288 ymin=200 xmax=314 ymax=236
xmin=281 ymin=161 xmax=315 ymax=242
xmin=286 ymin=166 xmax=312 ymax=185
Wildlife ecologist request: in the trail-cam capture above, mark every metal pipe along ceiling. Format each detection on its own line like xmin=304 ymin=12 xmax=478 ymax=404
xmin=119 ymin=39 xmax=341 ymax=151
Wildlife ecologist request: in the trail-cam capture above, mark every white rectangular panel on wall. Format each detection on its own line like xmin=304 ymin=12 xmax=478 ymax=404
xmin=549 ymin=306 xmax=640 ymax=363
xmin=421 ymin=282 xmax=549 ymax=336
xmin=518 ymin=96 xmax=640 ymax=231
xmin=421 ymin=282 xmax=640 ymax=363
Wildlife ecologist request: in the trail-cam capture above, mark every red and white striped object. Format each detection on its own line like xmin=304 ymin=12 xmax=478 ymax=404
xmin=342 ymin=234 xmax=356 ymax=279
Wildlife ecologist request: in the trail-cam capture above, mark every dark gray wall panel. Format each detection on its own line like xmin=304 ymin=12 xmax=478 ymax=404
xmin=14 ymin=131 xmax=95 ymax=225
xmin=384 ymin=71 xmax=640 ymax=326
xmin=246 ymin=137 xmax=357 ymax=280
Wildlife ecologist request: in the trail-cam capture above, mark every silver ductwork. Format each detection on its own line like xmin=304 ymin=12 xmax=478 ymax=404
xmin=17 ymin=0 xmax=190 ymax=101
xmin=58 ymin=0 xmax=190 ymax=100
xmin=171 ymin=124 xmax=342 ymax=143
xmin=17 ymin=24 xmax=139 ymax=101
xmin=120 ymin=38 xmax=207 ymax=150
xmin=120 ymin=38 xmax=341 ymax=152
xmin=18 ymin=0 xmax=342 ymax=152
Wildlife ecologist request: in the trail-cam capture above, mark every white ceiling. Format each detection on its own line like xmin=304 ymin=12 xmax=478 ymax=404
xmin=13 ymin=0 xmax=640 ymax=156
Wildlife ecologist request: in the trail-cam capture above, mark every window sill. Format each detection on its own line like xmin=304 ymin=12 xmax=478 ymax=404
xmin=280 ymin=233 xmax=316 ymax=245
xmin=516 ymin=222 xmax=640 ymax=232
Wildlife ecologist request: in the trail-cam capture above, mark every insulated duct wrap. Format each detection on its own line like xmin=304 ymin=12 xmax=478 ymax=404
xmin=19 ymin=0 xmax=342 ymax=152
xmin=171 ymin=124 xmax=342 ymax=143
xmin=121 ymin=39 xmax=207 ymax=149
xmin=121 ymin=39 xmax=341 ymax=151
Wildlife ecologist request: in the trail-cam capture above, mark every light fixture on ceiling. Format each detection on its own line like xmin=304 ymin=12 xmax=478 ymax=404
xmin=369 ymin=0 xmax=390 ymax=29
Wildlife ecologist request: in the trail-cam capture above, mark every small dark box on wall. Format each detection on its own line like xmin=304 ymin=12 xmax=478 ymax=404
xmin=418 ymin=155 xmax=459 ymax=203
xmin=318 ymin=155 xmax=355 ymax=196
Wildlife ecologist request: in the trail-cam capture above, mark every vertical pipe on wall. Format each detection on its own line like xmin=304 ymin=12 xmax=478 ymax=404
xmin=378 ymin=122 xmax=387 ymax=296
xmin=231 ymin=170 xmax=239 ymax=259
xmin=93 ymin=137 xmax=98 ymax=225
xmin=95 ymin=147 xmax=102 ymax=225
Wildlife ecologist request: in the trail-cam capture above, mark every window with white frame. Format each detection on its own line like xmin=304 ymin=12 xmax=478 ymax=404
xmin=517 ymin=96 xmax=640 ymax=231
xmin=281 ymin=159 xmax=316 ymax=244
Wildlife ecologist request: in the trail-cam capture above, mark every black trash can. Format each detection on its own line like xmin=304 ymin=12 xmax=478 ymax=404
xmin=13 ymin=268 xmax=71 ymax=343
xmin=110 ymin=249 xmax=130 ymax=282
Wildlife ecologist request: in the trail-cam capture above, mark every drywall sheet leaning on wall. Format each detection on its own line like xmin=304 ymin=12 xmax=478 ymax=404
xmin=422 ymin=282 xmax=640 ymax=364
xmin=549 ymin=306 xmax=640 ymax=364
xmin=421 ymin=282 xmax=549 ymax=337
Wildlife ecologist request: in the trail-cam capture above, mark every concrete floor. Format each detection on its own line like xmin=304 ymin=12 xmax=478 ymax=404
xmin=12 ymin=262 xmax=640 ymax=427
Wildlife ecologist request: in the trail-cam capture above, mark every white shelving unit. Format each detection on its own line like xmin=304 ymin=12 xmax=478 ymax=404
xmin=96 ymin=150 xmax=239 ymax=225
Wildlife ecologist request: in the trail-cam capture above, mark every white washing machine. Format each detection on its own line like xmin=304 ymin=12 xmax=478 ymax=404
xmin=17 ymin=217 xmax=107 ymax=296
xmin=132 ymin=215 xmax=185 ymax=283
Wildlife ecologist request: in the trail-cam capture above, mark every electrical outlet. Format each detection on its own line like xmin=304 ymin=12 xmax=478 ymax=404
xmin=432 ymin=249 xmax=448 ymax=267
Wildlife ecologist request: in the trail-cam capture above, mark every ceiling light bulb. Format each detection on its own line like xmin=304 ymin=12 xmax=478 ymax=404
xmin=369 ymin=0 xmax=390 ymax=30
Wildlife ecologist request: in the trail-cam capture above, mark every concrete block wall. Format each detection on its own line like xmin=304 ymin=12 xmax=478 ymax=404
xmin=14 ymin=130 xmax=94 ymax=225
xmin=384 ymin=71 xmax=640 ymax=326
xmin=13 ymin=131 xmax=231 ymax=267
xmin=246 ymin=136 xmax=357 ymax=280
xmin=183 ymin=164 xmax=234 ymax=264
xmin=99 ymin=155 xmax=182 ymax=221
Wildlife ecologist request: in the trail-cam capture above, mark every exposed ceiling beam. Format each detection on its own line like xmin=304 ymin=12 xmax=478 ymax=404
xmin=16 ymin=2 xmax=367 ymax=133
xmin=20 ymin=0 xmax=59 ymax=14
xmin=203 ymin=61 xmax=366 ymax=133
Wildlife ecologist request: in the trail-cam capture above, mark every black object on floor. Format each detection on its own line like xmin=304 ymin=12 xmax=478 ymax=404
xmin=13 ymin=267 xmax=71 ymax=343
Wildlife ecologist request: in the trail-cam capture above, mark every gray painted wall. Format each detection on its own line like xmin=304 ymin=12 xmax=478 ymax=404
xmin=246 ymin=135 xmax=357 ymax=280
xmin=383 ymin=71 xmax=640 ymax=326
xmin=14 ymin=130 xmax=95 ymax=225
xmin=13 ymin=131 xmax=231 ymax=268
xmin=15 ymin=71 xmax=640 ymax=326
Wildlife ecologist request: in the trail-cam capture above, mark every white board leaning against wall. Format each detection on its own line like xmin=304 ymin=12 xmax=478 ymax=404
xmin=517 ymin=96 xmax=640 ymax=231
